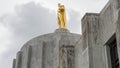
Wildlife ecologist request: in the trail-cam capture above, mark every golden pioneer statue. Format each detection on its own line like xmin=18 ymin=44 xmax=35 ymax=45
xmin=57 ymin=3 xmax=67 ymax=29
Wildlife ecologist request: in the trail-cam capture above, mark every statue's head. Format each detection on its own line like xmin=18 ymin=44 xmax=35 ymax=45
xmin=58 ymin=3 xmax=65 ymax=12
xmin=58 ymin=3 xmax=61 ymax=7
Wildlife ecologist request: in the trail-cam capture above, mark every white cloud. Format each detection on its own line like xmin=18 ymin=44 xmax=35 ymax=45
xmin=0 ymin=22 xmax=13 ymax=68
xmin=0 ymin=0 xmax=109 ymax=17
xmin=0 ymin=23 xmax=11 ymax=54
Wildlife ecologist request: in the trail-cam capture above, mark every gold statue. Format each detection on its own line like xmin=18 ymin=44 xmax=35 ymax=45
xmin=57 ymin=3 xmax=67 ymax=29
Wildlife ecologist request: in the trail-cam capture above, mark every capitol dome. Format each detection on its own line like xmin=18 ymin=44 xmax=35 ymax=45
xmin=13 ymin=28 xmax=81 ymax=68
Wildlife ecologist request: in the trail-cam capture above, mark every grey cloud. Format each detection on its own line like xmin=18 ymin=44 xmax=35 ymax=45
xmin=0 ymin=2 xmax=81 ymax=68
xmin=2 ymin=2 xmax=57 ymax=38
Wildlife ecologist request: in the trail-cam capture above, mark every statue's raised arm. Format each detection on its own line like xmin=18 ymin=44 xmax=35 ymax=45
xmin=57 ymin=3 xmax=67 ymax=29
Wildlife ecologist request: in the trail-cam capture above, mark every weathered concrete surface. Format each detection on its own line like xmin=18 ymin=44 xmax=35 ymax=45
xmin=13 ymin=28 xmax=81 ymax=68
xmin=79 ymin=0 xmax=120 ymax=68
xmin=75 ymin=36 xmax=82 ymax=68
xmin=81 ymin=13 xmax=105 ymax=68
xmin=12 ymin=59 xmax=16 ymax=68
xmin=116 ymin=8 xmax=120 ymax=65
xmin=15 ymin=51 xmax=22 ymax=68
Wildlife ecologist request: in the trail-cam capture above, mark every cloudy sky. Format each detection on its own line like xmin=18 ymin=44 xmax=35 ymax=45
xmin=0 ymin=0 xmax=109 ymax=68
